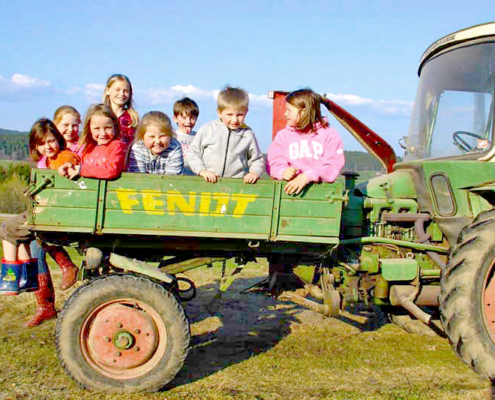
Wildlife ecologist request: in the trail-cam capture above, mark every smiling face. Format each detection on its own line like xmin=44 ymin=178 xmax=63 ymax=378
xmin=36 ymin=132 xmax=61 ymax=159
xmin=217 ymin=107 xmax=248 ymax=130
xmin=143 ymin=125 xmax=171 ymax=156
xmin=284 ymin=102 xmax=302 ymax=127
xmin=90 ymin=115 xmax=116 ymax=145
xmin=56 ymin=113 xmax=80 ymax=144
xmin=173 ymin=113 xmax=197 ymax=135
xmin=105 ymin=80 xmax=130 ymax=109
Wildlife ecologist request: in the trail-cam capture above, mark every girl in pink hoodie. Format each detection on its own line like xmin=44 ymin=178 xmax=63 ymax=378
xmin=267 ymin=88 xmax=345 ymax=194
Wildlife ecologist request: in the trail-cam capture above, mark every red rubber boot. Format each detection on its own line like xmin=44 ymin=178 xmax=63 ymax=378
xmin=47 ymin=246 xmax=78 ymax=290
xmin=24 ymin=272 xmax=57 ymax=327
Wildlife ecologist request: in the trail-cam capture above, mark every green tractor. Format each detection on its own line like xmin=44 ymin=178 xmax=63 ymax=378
xmin=272 ymin=21 xmax=495 ymax=380
xmin=25 ymin=21 xmax=495 ymax=392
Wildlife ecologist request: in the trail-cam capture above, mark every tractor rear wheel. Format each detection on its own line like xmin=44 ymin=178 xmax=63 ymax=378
xmin=439 ymin=209 xmax=495 ymax=379
xmin=56 ymin=274 xmax=189 ymax=393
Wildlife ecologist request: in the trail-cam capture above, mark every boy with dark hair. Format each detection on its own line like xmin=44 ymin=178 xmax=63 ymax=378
xmin=173 ymin=97 xmax=199 ymax=175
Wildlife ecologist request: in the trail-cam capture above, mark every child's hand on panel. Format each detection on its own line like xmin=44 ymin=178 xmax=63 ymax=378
xmin=199 ymin=170 xmax=218 ymax=183
xmin=58 ymin=163 xmax=81 ymax=180
xmin=282 ymin=167 xmax=298 ymax=181
xmin=284 ymin=173 xmax=309 ymax=195
xmin=243 ymin=172 xmax=259 ymax=184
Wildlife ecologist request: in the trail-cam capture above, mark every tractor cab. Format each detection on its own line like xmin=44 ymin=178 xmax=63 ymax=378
xmin=404 ymin=23 xmax=495 ymax=161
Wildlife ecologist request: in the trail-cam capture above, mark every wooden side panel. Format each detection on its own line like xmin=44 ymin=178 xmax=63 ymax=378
xmin=29 ymin=170 xmax=99 ymax=232
xmin=276 ymin=182 xmax=343 ymax=241
xmin=103 ymin=174 xmax=275 ymax=239
xmin=28 ymin=171 xmax=344 ymax=244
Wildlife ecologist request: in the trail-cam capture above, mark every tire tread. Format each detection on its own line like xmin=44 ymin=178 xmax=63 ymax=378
xmin=440 ymin=211 xmax=495 ymax=379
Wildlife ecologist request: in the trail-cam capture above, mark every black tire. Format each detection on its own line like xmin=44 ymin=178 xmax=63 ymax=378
xmin=56 ymin=274 xmax=190 ymax=393
xmin=439 ymin=209 xmax=495 ymax=379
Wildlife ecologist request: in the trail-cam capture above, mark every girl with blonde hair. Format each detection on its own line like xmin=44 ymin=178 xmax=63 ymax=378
xmin=59 ymin=104 xmax=126 ymax=180
xmin=102 ymin=74 xmax=139 ymax=145
xmin=53 ymin=105 xmax=82 ymax=154
xmin=127 ymin=111 xmax=183 ymax=174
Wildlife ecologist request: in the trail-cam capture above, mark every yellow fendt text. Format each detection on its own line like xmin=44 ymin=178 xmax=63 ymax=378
xmin=115 ymin=189 xmax=258 ymax=218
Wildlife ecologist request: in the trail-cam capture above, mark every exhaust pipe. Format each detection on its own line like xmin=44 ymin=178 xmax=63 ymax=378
xmin=390 ymin=285 xmax=434 ymax=325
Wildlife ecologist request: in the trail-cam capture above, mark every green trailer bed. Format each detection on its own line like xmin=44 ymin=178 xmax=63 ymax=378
xmin=27 ymin=170 xmax=344 ymax=244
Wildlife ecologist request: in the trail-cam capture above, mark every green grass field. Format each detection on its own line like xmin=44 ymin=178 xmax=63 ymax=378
xmin=0 ymin=252 xmax=491 ymax=399
xmin=0 ymin=160 xmax=29 ymax=170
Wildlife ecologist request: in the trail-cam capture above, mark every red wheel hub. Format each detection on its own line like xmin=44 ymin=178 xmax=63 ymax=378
xmin=81 ymin=300 xmax=167 ymax=378
xmin=88 ymin=304 xmax=158 ymax=369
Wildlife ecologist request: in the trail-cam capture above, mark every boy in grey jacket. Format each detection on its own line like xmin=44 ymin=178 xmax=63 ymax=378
xmin=186 ymin=86 xmax=265 ymax=183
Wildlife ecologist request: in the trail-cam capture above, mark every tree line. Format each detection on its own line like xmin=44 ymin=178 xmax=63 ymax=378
xmin=0 ymin=133 xmax=29 ymax=161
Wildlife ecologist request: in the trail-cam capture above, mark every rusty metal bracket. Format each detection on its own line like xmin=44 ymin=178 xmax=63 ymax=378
xmin=24 ymin=176 xmax=54 ymax=200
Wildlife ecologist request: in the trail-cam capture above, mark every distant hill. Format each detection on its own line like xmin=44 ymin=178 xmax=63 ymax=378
xmin=344 ymin=150 xmax=385 ymax=172
xmin=0 ymin=128 xmax=27 ymax=135
xmin=0 ymin=131 xmax=29 ymax=160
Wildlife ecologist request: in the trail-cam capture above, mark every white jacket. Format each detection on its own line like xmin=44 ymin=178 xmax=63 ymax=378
xmin=186 ymin=119 xmax=265 ymax=178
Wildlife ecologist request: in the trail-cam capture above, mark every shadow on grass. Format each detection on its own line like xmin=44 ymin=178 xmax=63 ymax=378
xmin=170 ymin=275 xmax=301 ymax=388
xmin=169 ymin=272 xmax=407 ymax=389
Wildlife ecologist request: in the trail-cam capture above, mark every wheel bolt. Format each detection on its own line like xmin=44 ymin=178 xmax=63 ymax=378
xmin=117 ymin=323 xmax=123 ymax=328
xmin=134 ymin=347 xmax=140 ymax=352
xmin=104 ymin=337 xmax=111 ymax=342
xmin=134 ymin=329 xmax=141 ymax=334
xmin=116 ymin=351 xmax=122 ymax=357
xmin=105 ymin=319 xmax=109 ymax=323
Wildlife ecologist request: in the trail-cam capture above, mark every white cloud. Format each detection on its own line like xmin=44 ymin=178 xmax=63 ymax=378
xmin=139 ymin=84 xmax=216 ymax=105
xmin=11 ymin=73 xmax=50 ymax=88
xmin=248 ymin=93 xmax=272 ymax=107
xmin=170 ymin=84 xmax=213 ymax=99
xmin=85 ymin=83 xmax=104 ymax=101
xmin=65 ymin=86 xmax=81 ymax=95
xmin=0 ymin=73 xmax=51 ymax=96
xmin=325 ymin=92 xmax=413 ymax=118
xmin=327 ymin=93 xmax=373 ymax=106
xmin=137 ymin=84 xmax=273 ymax=109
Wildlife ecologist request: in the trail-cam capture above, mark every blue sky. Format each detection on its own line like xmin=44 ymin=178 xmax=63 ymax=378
xmin=0 ymin=0 xmax=492 ymax=154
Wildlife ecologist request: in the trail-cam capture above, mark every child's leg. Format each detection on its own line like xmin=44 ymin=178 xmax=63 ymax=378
xmin=2 ymin=240 xmax=19 ymax=262
xmin=0 ymin=214 xmax=32 ymax=296
xmin=17 ymin=242 xmax=38 ymax=293
xmin=25 ymin=241 xmax=56 ymax=327
xmin=17 ymin=243 xmax=30 ymax=260
xmin=45 ymin=245 xmax=78 ymax=290
xmin=0 ymin=240 xmax=25 ymax=295
xmin=30 ymin=240 xmax=48 ymax=274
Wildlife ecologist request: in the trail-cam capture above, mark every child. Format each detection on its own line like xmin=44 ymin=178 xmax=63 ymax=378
xmin=53 ymin=105 xmax=82 ymax=154
xmin=127 ymin=111 xmax=184 ymax=174
xmin=29 ymin=118 xmax=81 ymax=170
xmin=59 ymin=104 xmax=126 ymax=180
xmin=0 ymin=118 xmax=81 ymax=327
xmin=102 ymin=74 xmax=139 ymax=145
xmin=36 ymin=106 xmax=82 ymax=168
xmin=187 ymin=86 xmax=264 ymax=183
xmin=173 ymin=97 xmax=199 ymax=175
xmin=267 ymin=88 xmax=345 ymax=195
